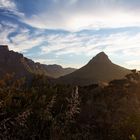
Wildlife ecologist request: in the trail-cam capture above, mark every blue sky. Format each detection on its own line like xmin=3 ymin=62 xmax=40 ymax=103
xmin=0 ymin=0 xmax=140 ymax=69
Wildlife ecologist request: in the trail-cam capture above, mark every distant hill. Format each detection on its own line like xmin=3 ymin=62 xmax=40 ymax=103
xmin=57 ymin=52 xmax=131 ymax=85
xmin=0 ymin=45 xmax=76 ymax=79
xmin=43 ymin=64 xmax=76 ymax=78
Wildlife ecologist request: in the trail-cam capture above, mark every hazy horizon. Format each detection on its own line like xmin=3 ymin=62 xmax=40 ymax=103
xmin=0 ymin=0 xmax=140 ymax=69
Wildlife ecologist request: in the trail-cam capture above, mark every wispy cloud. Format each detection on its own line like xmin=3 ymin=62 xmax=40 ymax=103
xmin=0 ymin=0 xmax=16 ymax=10
xmin=33 ymin=58 xmax=60 ymax=65
xmin=0 ymin=0 xmax=24 ymax=17
xmin=41 ymin=31 xmax=140 ymax=56
xmin=9 ymin=30 xmax=46 ymax=52
xmin=0 ymin=21 xmax=46 ymax=52
xmin=0 ymin=21 xmax=18 ymax=44
xmin=22 ymin=0 xmax=140 ymax=30
xmin=1 ymin=0 xmax=140 ymax=31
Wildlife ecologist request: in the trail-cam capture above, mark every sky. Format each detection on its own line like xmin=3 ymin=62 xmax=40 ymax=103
xmin=0 ymin=0 xmax=140 ymax=69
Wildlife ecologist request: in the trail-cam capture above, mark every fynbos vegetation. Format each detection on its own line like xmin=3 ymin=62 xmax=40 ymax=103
xmin=0 ymin=71 xmax=140 ymax=140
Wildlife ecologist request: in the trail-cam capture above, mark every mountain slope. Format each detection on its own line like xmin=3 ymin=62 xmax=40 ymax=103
xmin=57 ymin=52 xmax=131 ymax=85
xmin=43 ymin=64 xmax=76 ymax=78
xmin=0 ymin=45 xmax=76 ymax=79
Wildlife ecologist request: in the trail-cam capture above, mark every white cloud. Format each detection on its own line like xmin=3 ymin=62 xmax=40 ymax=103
xmin=0 ymin=0 xmax=140 ymax=31
xmin=0 ymin=21 xmax=46 ymax=52
xmin=22 ymin=0 xmax=140 ymax=30
xmin=103 ymin=33 xmax=140 ymax=56
xmin=41 ymin=33 xmax=102 ymax=56
xmin=33 ymin=58 xmax=59 ymax=64
xmin=0 ymin=0 xmax=24 ymax=19
xmin=9 ymin=30 xmax=46 ymax=52
xmin=0 ymin=0 xmax=139 ymax=31
xmin=0 ymin=0 xmax=16 ymax=10
xmin=0 ymin=21 xmax=18 ymax=44
xmin=41 ymin=31 xmax=140 ymax=56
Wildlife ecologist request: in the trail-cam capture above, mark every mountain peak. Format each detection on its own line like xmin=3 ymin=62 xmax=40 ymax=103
xmin=89 ymin=52 xmax=111 ymax=64
xmin=58 ymin=52 xmax=130 ymax=85
xmin=96 ymin=51 xmax=107 ymax=57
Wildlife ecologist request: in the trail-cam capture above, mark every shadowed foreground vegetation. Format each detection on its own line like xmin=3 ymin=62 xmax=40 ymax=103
xmin=0 ymin=71 xmax=140 ymax=140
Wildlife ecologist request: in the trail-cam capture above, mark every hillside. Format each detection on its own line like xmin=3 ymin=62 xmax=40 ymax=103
xmin=0 ymin=69 xmax=140 ymax=140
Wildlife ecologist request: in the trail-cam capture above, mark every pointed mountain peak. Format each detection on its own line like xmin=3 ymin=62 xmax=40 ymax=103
xmin=96 ymin=51 xmax=107 ymax=57
xmin=89 ymin=52 xmax=111 ymax=64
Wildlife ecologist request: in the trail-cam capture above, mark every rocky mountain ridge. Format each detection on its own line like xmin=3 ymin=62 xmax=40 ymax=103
xmin=0 ymin=45 xmax=76 ymax=79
